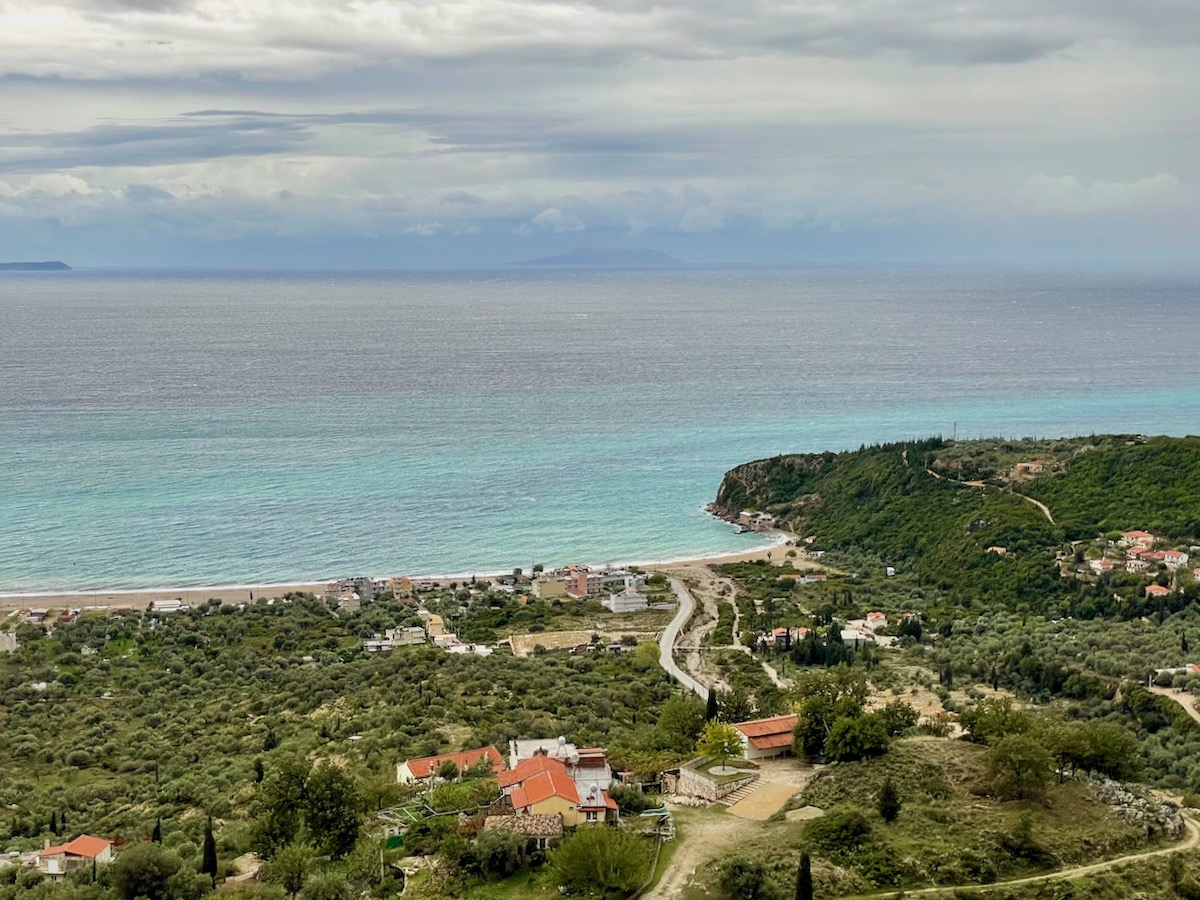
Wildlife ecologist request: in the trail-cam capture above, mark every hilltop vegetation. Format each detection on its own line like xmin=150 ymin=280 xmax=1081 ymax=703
xmin=714 ymin=434 xmax=1200 ymax=612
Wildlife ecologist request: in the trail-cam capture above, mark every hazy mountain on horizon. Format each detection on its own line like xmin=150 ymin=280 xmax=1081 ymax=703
xmin=511 ymin=247 xmax=681 ymax=267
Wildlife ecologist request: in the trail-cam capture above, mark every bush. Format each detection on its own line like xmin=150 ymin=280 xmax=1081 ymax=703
xmin=550 ymin=826 xmax=650 ymax=896
xmin=803 ymin=808 xmax=872 ymax=857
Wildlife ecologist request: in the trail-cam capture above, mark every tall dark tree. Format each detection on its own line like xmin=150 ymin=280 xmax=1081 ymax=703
xmin=151 ymin=817 xmax=162 ymax=844
xmin=201 ymin=817 xmax=218 ymax=884
xmin=264 ymin=729 xmax=280 ymax=752
xmin=705 ymin=690 xmax=719 ymax=722
xmin=254 ymin=759 xmax=266 ymax=784
xmin=796 ymin=851 xmax=813 ymax=900
xmin=50 ymin=810 xmax=58 ymax=835
xmin=878 ymin=777 xmax=901 ymax=823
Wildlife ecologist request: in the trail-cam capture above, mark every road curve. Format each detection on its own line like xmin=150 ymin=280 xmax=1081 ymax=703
xmin=661 ymin=577 xmax=710 ymax=700
xmin=844 ymin=813 xmax=1199 ymax=898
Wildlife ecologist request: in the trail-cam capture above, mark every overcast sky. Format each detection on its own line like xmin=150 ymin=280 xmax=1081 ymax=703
xmin=1 ymin=1 xmax=1198 ymax=267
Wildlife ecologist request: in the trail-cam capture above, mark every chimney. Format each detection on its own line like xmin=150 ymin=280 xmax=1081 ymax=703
xmin=44 ymin=838 xmax=51 ymax=850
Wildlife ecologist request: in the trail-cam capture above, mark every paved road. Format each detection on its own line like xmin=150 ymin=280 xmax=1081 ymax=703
xmin=661 ymin=577 xmax=710 ymax=700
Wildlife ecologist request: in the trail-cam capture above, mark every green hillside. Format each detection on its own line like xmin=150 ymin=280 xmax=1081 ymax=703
xmin=714 ymin=434 xmax=1200 ymax=609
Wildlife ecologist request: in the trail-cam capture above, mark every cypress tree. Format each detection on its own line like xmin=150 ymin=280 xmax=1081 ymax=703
xmin=202 ymin=817 xmax=219 ymax=883
xmin=254 ymin=759 xmax=265 ymax=783
xmin=705 ymin=690 xmax=719 ymax=722
xmin=796 ymin=851 xmax=812 ymax=900
xmin=878 ymin=777 xmax=901 ymax=823
xmin=151 ymin=817 xmax=162 ymax=843
xmin=50 ymin=810 xmax=58 ymax=835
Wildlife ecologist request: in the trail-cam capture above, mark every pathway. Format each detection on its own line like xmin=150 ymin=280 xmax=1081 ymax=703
xmin=844 ymin=813 xmax=1199 ymax=898
xmin=925 ymin=468 xmax=1055 ymax=524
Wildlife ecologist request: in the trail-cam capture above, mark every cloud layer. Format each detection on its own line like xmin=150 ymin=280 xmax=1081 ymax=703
xmin=1 ymin=0 xmax=1197 ymax=265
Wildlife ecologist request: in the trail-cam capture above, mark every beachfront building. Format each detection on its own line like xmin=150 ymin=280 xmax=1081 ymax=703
xmin=734 ymin=714 xmax=799 ymax=760
xmin=35 ymin=836 xmax=114 ymax=881
xmin=566 ymin=566 xmax=605 ymax=598
xmin=602 ymin=577 xmax=648 ymax=613
xmin=149 ymin=599 xmax=188 ymax=614
xmin=396 ymin=746 xmax=505 ymax=785
xmin=532 ymin=577 xmax=568 ymax=600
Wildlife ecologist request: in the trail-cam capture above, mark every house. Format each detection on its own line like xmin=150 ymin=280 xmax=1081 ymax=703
xmin=1089 ymin=558 xmax=1116 ymax=575
xmin=1194 ymin=566 xmax=1200 ymax=582
xmin=363 ymin=626 xmax=427 ymax=652
xmin=482 ymin=813 xmax=564 ymax=850
xmin=396 ymin=746 xmax=505 ymax=785
xmin=565 ymin=566 xmax=605 ymax=598
xmin=1163 ymin=550 xmax=1190 ymax=570
xmin=508 ymin=738 xmax=612 ymax=789
xmin=35 ymin=836 xmax=114 ymax=880
xmin=1120 ymin=530 xmax=1158 ymax=549
xmin=987 ymin=546 xmax=1008 ymax=555
xmin=1126 ymin=558 xmax=1152 ymax=573
xmin=1015 ymin=461 xmax=1046 ymax=475
xmin=531 ymin=577 xmax=568 ymax=600
xmin=733 ymin=714 xmax=799 ymax=760
xmin=1145 ymin=584 xmax=1172 ymax=599
xmin=149 ymin=599 xmax=187 ymax=614
xmin=498 ymin=754 xmax=616 ymax=826
xmin=603 ymin=577 xmax=648 ymax=613
xmin=865 ymin=612 xmax=888 ymax=631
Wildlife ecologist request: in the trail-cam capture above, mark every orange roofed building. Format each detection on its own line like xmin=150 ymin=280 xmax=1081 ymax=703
xmin=36 ymin=836 xmax=115 ymax=880
xmin=498 ymin=753 xmax=616 ymax=826
xmin=734 ymin=713 xmax=799 ymax=760
xmin=396 ymin=746 xmax=505 ymax=785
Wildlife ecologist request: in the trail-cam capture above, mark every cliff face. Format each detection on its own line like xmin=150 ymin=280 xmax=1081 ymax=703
xmin=713 ymin=453 xmax=833 ymax=523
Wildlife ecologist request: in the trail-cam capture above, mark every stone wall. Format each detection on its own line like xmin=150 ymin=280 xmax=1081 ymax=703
xmin=675 ymin=765 xmax=757 ymax=802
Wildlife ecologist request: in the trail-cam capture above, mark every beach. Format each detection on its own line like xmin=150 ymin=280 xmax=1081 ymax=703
xmin=0 ymin=533 xmax=800 ymax=611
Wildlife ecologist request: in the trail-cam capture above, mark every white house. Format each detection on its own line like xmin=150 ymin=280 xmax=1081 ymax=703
xmin=603 ymin=576 xmax=648 ymax=613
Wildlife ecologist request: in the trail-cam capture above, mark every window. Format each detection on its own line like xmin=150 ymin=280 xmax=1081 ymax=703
xmin=585 ymin=810 xmax=599 ymax=822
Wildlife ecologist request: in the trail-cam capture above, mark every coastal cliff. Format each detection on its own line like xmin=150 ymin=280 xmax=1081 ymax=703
xmin=714 ymin=434 xmax=1200 ymax=606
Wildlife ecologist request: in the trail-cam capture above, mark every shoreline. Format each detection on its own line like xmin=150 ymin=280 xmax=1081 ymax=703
xmin=0 ymin=531 xmax=796 ymax=611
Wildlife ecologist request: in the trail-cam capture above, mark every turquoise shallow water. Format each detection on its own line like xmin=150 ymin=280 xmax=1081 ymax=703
xmin=1 ymin=267 xmax=1197 ymax=592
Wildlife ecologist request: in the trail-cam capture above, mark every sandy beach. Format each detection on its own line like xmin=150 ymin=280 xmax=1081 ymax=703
xmin=0 ymin=532 xmax=805 ymax=612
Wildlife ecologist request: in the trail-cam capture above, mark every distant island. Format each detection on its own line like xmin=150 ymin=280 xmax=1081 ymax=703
xmin=511 ymin=247 xmax=681 ymax=267
xmin=0 ymin=261 xmax=71 ymax=271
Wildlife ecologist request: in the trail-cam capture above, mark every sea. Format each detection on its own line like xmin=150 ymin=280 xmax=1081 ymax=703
xmin=1 ymin=266 xmax=1198 ymax=594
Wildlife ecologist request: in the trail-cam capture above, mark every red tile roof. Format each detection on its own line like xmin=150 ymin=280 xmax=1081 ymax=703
xmin=41 ymin=836 xmax=112 ymax=859
xmin=747 ymin=732 xmax=796 ymax=751
xmin=734 ymin=714 xmax=799 ymax=740
xmin=403 ymin=746 xmax=504 ymax=780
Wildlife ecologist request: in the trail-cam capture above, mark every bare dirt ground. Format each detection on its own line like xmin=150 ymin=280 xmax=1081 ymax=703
xmin=641 ymin=810 xmax=746 ymax=900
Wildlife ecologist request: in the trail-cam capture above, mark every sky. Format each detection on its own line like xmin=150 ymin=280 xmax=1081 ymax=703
xmin=1 ymin=1 xmax=1198 ymax=268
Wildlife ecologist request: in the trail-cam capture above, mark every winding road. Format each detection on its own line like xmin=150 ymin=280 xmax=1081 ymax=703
xmin=660 ymin=577 xmax=709 ymax=700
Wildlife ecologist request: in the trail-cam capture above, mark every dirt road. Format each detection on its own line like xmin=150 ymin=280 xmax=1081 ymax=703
xmin=846 ymin=814 xmax=1200 ymax=898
